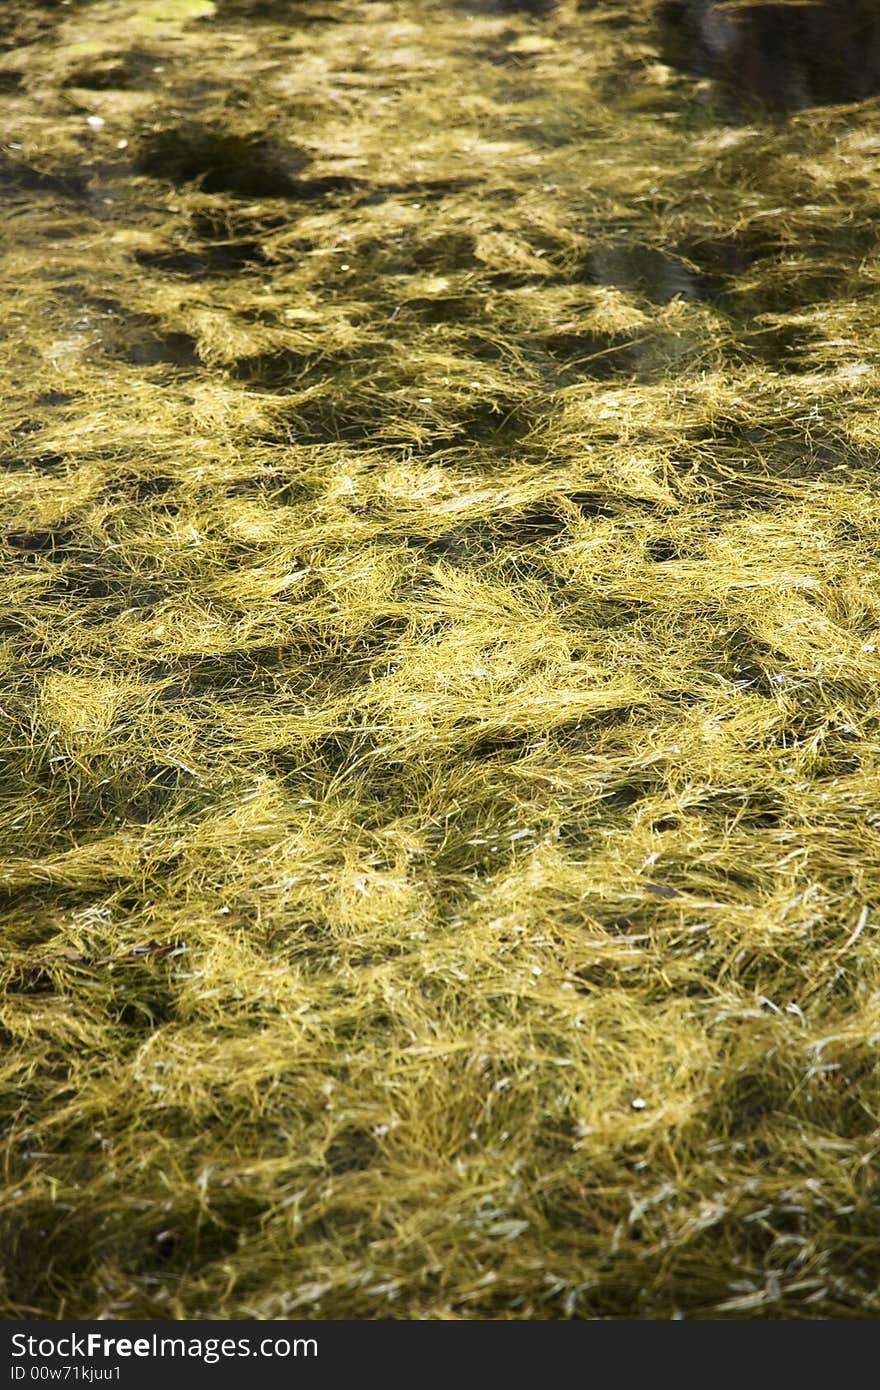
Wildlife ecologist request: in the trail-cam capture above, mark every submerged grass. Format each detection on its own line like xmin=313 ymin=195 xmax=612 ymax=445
xmin=2 ymin=0 xmax=880 ymax=1318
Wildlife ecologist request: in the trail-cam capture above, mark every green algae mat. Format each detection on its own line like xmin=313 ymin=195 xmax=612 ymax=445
xmin=2 ymin=0 xmax=880 ymax=1319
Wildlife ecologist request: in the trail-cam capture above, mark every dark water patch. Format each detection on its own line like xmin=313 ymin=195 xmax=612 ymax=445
xmin=415 ymin=401 xmax=536 ymax=455
xmin=119 ymin=767 xmax=194 ymax=826
xmin=701 ymin=427 xmax=853 ymax=484
xmin=306 ymin=730 xmax=374 ymax=781
xmin=540 ymin=329 xmax=621 ymax=362
xmin=175 ymin=645 xmax=308 ymax=694
xmin=570 ymin=492 xmax=640 ymax=519
xmin=716 ymin=1066 xmax=791 ymax=1136
xmin=86 ymin=300 xmax=201 ymax=367
xmin=9 ymin=414 xmax=56 ymax=440
xmin=400 ymin=504 xmax=565 ymax=561
xmin=13 ymin=547 xmax=173 ymax=619
xmin=718 ymin=627 xmax=786 ymax=697
xmin=215 ymin=0 xmax=346 ymax=19
xmin=401 ymin=525 xmax=492 ymax=563
xmin=280 ymin=388 xmax=536 ymax=450
xmin=0 ymin=150 xmax=86 ymax=199
xmin=0 ymin=452 xmax=66 ymax=474
xmin=62 ymin=49 xmax=158 ymax=91
xmin=739 ymin=322 xmax=813 ymax=372
xmin=22 ymin=763 xmax=210 ymax=837
xmin=111 ymin=983 xmax=176 ymax=1034
xmin=5 ymin=964 xmax=57 ymax=997
xmin=134 ymin=240 xmax=266 ymax=277
xmin=130 ymin=330 xmax=200 ymax=368
xmin=141 ymin=126 xmax=364 ymax=201
xmin=407 ymin=230 xmax=478 ymax=275
xmin=135 ymin=124 xmax=310 ymax=198
xmin=229 ymin=349 xmax=309 ymax=388
xmin=495 ymin=79 xmax=549 ymax=104
xmin=107 ymin=471 xmax=177 ymax=502
xmin=469 ymin=44 xmax=527 ymax=68
xmin=325 ymin=1126 xmax=379 ymax=1174
xmin=691 ymin=236 xmax=872 ymax=322
xmin=0 ymin=0 xmax=89 ymax=50
xmin=645 ymin=537 xmax=680 ymax=563
xmin=697 ymin=787 xmax=786 ymax=829
xmin=467 ymin=731 xmax=539 ymax=764
xmin=481 ymin=270 xmax=561 ymax=294
xmin=45 ymin=563 xmax=166 ymax=606
xmin=657 ymin=0 xmax=880 ymax=112
xmin=589 ymin=242 xmax=702 ymax=304
xmin=454 ymin=0 xmax=556 ymax=13
xmin=603 ymin=781 xmax=652 ymax=813
xmin=588 ymin=208 xmax=880 ymax=331
xmin=740 ymin=805 xmax=784 ymax=829
xmin=355 ymin=176 xmax=481 ymax=208
xmin=145 ymin=1203 xmax=267 ymax=1270
xmin=329 ymin=228 xmax=477 ymax=280
xmin=539 ymin=330 xmax=634 ymax=382
xmin=398 ymin=294 xmax=481 ymax=325
xmin=672 ymin=230 xmax=767 ymax=300
xmin=286 ymin=174 xmax=366 ymax=200
xmin=588 ymin=222 xmax=876 ymax=367
xmin=188 ymin=207 xmax=288 ymax=240
xmin=493 ymin=503 xmax=569 ymax=543
xmin=458 ymin=400 xmax=537 ymax=447
xmin=574 ymin=0 xmax=630 ymax=15
xmin=2 ymin=524 xmax=75 ymax=558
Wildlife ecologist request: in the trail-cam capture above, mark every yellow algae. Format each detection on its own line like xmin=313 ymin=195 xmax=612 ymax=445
xmin=2 ymin=0 xmax=880 ymax=1322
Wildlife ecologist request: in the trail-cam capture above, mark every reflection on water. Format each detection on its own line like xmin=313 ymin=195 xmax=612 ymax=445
xmin=658 ymin=0 xmax=880 ymax=110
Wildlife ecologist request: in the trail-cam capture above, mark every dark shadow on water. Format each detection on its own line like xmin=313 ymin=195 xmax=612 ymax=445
xmin=134 ymin=241 xmax=267 ymax=277
xmin=453 ymin=0 xmax=556 ymax=13
xmin=135 ymin=124 xmax=311 ymax=198
xmin=657 ymin=0 xmax=880 ymax=111
xmin=589 ymin=242 xmax=703 ymax=304
xmin=62 ymin=49 xmax=158 ymax=90
xmin=0 ymin=150 xmax=86 ymax=199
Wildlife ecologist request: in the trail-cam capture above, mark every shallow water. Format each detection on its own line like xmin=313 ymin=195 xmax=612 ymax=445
xmin=3 ymin=0 xmax=880 ymax=1321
